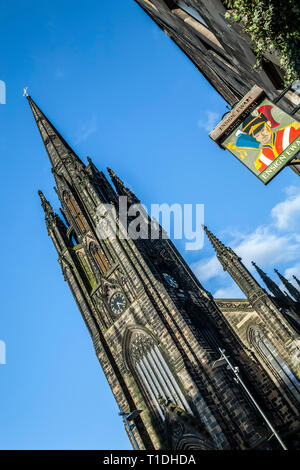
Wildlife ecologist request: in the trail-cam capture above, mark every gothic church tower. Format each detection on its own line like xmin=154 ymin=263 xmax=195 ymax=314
xmin=28 ymin=96 xmax=300 ymax=450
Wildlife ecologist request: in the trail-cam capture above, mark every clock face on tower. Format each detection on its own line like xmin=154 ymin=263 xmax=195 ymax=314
xmin=110 ymin=292 xmax=127 ymax=316
xmin=163 ymin=273 xmax=178 ymax=288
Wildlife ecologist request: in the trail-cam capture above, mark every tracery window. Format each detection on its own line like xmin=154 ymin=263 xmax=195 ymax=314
xmin=90 ymin=242 xmax=109 ymax=275
xmin=130 ymin=332 xmax=193 ymax=420
xmin=249 ymin=327 xmax=300 ymax=402
xmin=64 ymin=193 xmax=88 ymax=234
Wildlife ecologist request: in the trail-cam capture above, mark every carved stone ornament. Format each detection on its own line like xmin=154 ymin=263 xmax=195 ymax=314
xmin=130 ymin=333 xmax=155 ymax=363
xmin=216 ymin=301 xmax=251 ymax=309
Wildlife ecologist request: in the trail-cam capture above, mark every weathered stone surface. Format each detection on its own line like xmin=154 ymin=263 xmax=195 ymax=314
xmin=134 ymin=0 xmax=300 ymax=176
xmin=29 ymin=95 xmax=300 ymax=449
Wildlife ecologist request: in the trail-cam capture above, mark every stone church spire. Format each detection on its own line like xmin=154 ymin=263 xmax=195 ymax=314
xmin=252 ymin=262 xmax=287 ymax=301
xmin=275 ymin=269 xmax=300 ymax=302
xmin=203 ymin=225 xmax=264 ymax=301
xmin=203 ymin=225 xmax=299 ymax=341
xmin=202 ymin=225 xmax=227 ymax=255
xmin=27 ymin=96 xmax=85 ymax=178
xmin=32 ymin=97 xmax=300 ymax=451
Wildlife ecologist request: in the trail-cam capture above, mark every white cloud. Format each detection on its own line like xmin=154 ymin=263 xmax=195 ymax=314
xmin=233 ymin=227 xmax=300 ymax=269
xmin=276 ymin=267 xmax=300 ymax=296
xmin=284 ymin=263 xmax=300 ymax=279
xmin=214 ymin=283 xmax=244 ymax=299
xmin=191 ymin=256 xmax=223 ymax=282
xmin=191 ymin=186 xmax=300 ymax=299
xmin=193 ymin=227 xmax=300 ymax=284
xmin=198 ymin=111 xmax=220 ymax=132
xmin=75 ymin=115 xmax=98 ymax=144
xmin=271 ymin=186 xmax=300 ymax=230
xmin=281 ymin=263 xmax=300 ymax=292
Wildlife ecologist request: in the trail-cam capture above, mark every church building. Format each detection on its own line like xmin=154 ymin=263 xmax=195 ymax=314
xmin=28 ymin=96 xmax=300 ymax=449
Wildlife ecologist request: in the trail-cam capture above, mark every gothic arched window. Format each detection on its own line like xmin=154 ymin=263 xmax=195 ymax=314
xmin=249 ymin=327 xmax=300 ymax=402
xmin=64 ymin=193 xmax=88 ymax=234
xmin=90 ymin=242 xmax=109 ymax=275
xmin=129 ymin=331 xmax=193 ymax=420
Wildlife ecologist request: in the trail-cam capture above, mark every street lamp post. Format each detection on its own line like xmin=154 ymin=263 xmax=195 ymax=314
xmin=213 ymin=348 xmax=288 ymax=450
xmin=119 ymin=408 xmax=142 ymax=450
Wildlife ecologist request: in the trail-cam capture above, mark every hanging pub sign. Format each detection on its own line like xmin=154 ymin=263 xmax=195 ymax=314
xmin=209 ymin=85 xmax=300 ymax=184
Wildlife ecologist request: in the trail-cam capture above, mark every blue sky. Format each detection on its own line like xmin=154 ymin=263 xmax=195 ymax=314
xmin=0 ymin=0 xmax=299 ymax=450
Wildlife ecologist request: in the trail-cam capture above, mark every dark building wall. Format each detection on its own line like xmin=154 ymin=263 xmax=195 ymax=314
xmin=134 ymin=0 xmax=300 ymax=176
xmin=134 ymin=0 xmax=287 ymax=105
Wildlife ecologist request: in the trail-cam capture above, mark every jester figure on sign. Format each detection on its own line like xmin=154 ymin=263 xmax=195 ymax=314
xmin=226 ymin=104 xmax=300 ymax=172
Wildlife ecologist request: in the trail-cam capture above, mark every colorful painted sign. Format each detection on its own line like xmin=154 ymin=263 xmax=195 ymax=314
xmin=209 ymin=86 xmax=300 ymax=184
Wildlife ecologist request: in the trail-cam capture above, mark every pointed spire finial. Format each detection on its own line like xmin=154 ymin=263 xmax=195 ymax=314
xmin=203 ymin=226 xmax=264 ymax=297
xmin=202 ymin=225 xmax=227 ymax=255
xmin=252 ymin=262 xmax=287 ymax=301
xmin=274 ymin=269 xmax=300 ymax=302
xmin=23 ymin=87 xmax=28 ymax=97
xmin=293 ymin=275 xmax=300 ymax=289
xmin=27 ymin=96 xmax=84 ymax=174
xmin=107 ymin=168 xmax=140 ymax=203
xmin=252 ymin=261 xmax=264 ymax=273
xmin=107 ymin=167 xmax=117 ymax=179
xmin=38 ymin=189 xmax=46 ymax=202
xmin=38 ymin=190 xmax=54 ymax=217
